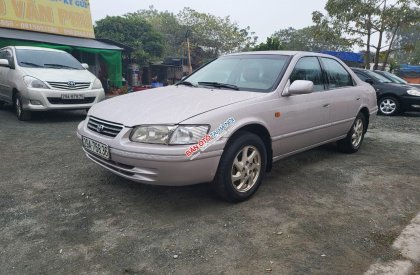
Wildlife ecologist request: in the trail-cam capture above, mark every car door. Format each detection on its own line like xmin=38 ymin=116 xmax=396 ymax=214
xmin=320 ymin=57 xmax=361 ymax=138
xmin=272 ymin=56 xmax=331 ymax=157
xmin=0 ymin=48 xmax=15 ymax=103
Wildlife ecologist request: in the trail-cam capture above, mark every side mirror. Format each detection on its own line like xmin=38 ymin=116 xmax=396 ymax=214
xmin=81 ymin=63 xmax=89 ymax=69
xmin=284 ymin=80 xmax=314 ymax=96
xmin=0 ymin=59 xmax=10 ymax=68
xmin=365 ymin=78 xmax=374 ymax=85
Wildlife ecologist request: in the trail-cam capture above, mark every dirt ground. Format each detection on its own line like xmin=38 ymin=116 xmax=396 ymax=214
xmin=0 ymin=105 xmax=419 ymax=275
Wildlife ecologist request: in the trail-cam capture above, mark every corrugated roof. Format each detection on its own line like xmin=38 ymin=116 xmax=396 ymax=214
xmin=0 ymin=28 xmax=122 ymax=51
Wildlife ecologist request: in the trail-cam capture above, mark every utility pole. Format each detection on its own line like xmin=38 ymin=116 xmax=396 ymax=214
xmin=185 ymin=29 xmax=192 ymax=75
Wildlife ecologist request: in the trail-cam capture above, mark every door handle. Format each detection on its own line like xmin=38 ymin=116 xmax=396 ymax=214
xmin=323 ymin=104 xmax=330 ymax=108
xmin=356 ymin=97 xmax=361 ymax=101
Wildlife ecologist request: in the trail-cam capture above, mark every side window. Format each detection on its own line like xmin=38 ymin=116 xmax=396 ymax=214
xmin=321 ymin=58 xmax=354 ymax=89
xmin=290 ymin=57 xmax=325 ymax=92
xmin=355 ymin=72 xmax=369 ymax=81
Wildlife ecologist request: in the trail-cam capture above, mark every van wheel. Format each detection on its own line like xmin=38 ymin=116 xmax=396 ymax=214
xmin=15 ymin=94 xmax=32 ymax=121
xmin=213 ymin=132 xmax=267 ymax=202
xmin=337 ymin=113 xmax=366 ymax=154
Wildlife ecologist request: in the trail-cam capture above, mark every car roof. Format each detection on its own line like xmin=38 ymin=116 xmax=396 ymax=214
xmin=10 ymin=46 xmax=65 ymax=53
xmin=225 ymin=51 xmax=340 ymax=58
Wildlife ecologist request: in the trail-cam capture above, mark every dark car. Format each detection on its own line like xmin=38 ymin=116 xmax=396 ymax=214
xmin=374 ymin=70 xmax=420 ymax=90
xmin=352 ymin=68 xmax=420 ymax=116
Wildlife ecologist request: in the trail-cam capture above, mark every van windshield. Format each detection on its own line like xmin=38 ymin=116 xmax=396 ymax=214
xmin=16 ymin=49 xmax=84 ymax=70
xmin=182 ymin=54 xmax=290 ymax=92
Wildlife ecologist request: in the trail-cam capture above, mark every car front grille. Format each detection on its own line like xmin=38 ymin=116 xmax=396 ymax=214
xmin=87 ymin=116 xmax=123 ymax=138
xmin=47 ymin=81 xmax=91 ymax=90
xmin=47 ymin=97 xmax=96 ymax=104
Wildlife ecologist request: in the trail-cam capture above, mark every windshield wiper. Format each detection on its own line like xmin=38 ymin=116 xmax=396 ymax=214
xmin=20 ymin=62 xmax=44 ymax=68
xmin=176 ymin=81 xmax=197 ymax=87
xmin=198 ymin=82 xmax=239 ymax=90
xmin=44 ymin=63 xmax=78 ymax=70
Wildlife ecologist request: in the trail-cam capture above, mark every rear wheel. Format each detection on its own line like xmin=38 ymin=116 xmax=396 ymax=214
xmin=213 ymin=132 xmax=267 ymax=202
xmin=14 ymin=94 xmax=32 ymax=121
xmin=378 ymin=96 xmax=400 ymax=116
xmin=337 ymin=113 xmax=366 ymax=154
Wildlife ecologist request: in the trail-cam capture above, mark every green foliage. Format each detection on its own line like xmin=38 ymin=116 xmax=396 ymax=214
xmin=95 ymin=15 xmax=164 ymax=66
xmin=252 ymin=37 xmax=284 ymax=51
xmin=272 ymin=25 xmax=352 ymax=52
xmin=126 ymin=6 xmax=187 ymax=57
xmin=177 ymin=7 xmax=257 ymax=58
xmin=393 ymin=23 xmax=420 ymax=64
xmin=321 ymin=0 xmax=420 ymax=68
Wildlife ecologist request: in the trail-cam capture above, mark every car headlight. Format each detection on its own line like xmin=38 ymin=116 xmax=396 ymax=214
xmin=169 ymin=125 xmax=209 ymax=145
xmin=130 ymin=125 xmax=209 ymax=145
xmin=407 ymin=89 xmax=420 ymax=96
xmin=92 ymin=78 xmax=103 ymax=89
xmin=23 ymin=76 xmax=49 ymax=89
xmin=130 ymin=125 xmax=177 ymax=144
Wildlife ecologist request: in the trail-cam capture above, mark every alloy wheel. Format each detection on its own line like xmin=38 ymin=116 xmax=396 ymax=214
xmin=351 ymin=118 xmax=364 ymax=148
xmin=380 ymin=98 xmax=397 ymax=115
xmin=15 ymin=97 xmax=22 ymax=118
xmin=231 ymin=145 xmax=261 ymax=193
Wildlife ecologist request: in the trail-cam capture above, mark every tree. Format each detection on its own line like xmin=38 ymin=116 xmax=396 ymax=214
xmin=321 ymin=0 xmax=420 ymax=69
xmin=126 ymin=6 xmax=187 ymax=57
xmin=272 ymin=25 xmax=352 ymax=52
xmin=392 ymin=23 xmax=420 ymax=65
xmin=95 ymin=15 xmax=165 ymax=65
xmin=252 ymin=37 xmax=284 ymax=51
xmin=177 ymin=7 xmax=257 ymax=61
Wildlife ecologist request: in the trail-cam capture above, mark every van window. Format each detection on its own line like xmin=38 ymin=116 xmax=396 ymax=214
xmin=16 ymin=49 xmax=84 ymax=70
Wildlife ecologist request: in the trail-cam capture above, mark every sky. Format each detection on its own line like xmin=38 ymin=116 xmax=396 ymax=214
xmin=89 ymin=0 xmax=329 ymax=43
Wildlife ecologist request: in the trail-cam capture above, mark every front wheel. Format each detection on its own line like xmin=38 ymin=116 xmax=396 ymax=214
xmin=213 ymin=132 xmax=267 ymax=202
xmin=378 ymin=96 xmax=400 ymax=116
xmin=15 ymin=94 xmax=32 ymax=121
xmin=337 ymin=113 xmax=366 ymax=154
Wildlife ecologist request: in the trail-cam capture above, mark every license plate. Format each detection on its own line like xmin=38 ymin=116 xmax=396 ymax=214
xmin=62 ymin=94 xmax=84 ymax=100
xmin=82 ymin=136 xmax=110 ymax=160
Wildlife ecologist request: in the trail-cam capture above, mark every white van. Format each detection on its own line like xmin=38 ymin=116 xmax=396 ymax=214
xmin=0 ymin=46 xmax=105 ymax=120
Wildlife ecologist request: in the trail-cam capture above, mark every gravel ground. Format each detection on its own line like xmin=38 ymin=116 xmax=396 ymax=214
xmin=0 ymin=105 xmax=419 ymax=275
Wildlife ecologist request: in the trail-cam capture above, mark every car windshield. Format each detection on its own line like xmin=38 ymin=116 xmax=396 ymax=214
xmin=183 ymin=54 xmax=290 ymax=92
xmin=16 ymin=49 xmax=84 ymax=70
xmin=382 ymin=71 xmax=408 ymax=84
xmin=366 ymin=71 xmax=393 ymax=83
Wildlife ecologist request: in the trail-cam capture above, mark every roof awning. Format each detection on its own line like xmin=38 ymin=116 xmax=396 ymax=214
xmin=0 ymin=28 xmax=122 ymax=51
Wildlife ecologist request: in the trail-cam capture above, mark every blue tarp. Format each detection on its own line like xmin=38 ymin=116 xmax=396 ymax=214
xmin=400 ymin=64 xmax=420 ymax=73
xmin=321 ymin=51 xmax=364 ymax=63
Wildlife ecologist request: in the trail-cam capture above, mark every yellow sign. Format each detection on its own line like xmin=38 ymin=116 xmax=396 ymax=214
xmin=0 ymin=0 xmax=95 ymax=38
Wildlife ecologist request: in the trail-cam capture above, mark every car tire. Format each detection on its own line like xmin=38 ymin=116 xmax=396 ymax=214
xmin=378 ymin=96 xmax=400 ymax=116
xmin=337 ymin=113 xmax=367 ymax=154
xmin=213 ymin=132 xmax=267 ymax=202
xmin=14 ymin=93 xmax=32 ymax=121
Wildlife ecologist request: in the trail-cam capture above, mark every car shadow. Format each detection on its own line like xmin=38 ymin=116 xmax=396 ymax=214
xmin=0 ymin=104 xmax=87 ymax=123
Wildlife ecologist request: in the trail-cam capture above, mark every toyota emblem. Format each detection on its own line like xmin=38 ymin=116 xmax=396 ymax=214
xmin=96 ymin=124 xmax=104 ymax=133
xmin=67 ymin=81 xmax=76 ymax=87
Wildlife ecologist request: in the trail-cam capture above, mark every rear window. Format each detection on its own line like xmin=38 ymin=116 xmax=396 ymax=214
xmin=16 ymin=49 xmax=84 ymax=70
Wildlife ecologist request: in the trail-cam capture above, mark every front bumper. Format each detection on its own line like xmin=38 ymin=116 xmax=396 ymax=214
xmin=21 ymin=87 xmax=105 ymax=111
xmin=77 ymin=119 xmax=224 ymax=186
xmin=400 ymin=95 xmax=420 ymax=111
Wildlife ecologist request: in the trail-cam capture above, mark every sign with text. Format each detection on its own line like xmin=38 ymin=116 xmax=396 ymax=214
xmin=0 ymin=0 xmax=95 ymax=38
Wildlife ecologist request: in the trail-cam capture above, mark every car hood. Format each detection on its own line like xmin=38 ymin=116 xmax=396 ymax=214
xmin=20 ymin=67 xmax=95 ymax=82
xmin=89 ymin=86 xmax=264 ymax=126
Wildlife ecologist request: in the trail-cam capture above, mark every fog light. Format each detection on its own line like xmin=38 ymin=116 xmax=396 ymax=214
xmin=30 ymin=100 xmax=42 ymax=105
